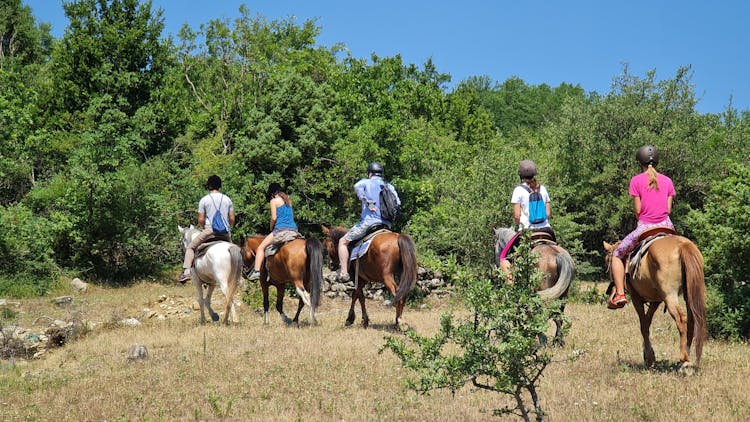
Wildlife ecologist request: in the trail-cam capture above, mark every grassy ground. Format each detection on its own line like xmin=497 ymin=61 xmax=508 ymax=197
xmin=1 ymin=280 xmax=749 ymax=421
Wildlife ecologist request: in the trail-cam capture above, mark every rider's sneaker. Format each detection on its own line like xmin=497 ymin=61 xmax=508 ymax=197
xmin=336 ymin=270 xmax=350 ymax=283
xmin=248 ymin=270 xmax=261 ymax=281
xmin=177 ymin=270 xmax=191 ymax=284
xmin=607 ymin=293 xmax=628 ymax=309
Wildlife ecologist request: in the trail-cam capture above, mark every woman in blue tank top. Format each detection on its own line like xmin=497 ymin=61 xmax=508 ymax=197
xmin=248 ymin=183 xmax=299 ymax=280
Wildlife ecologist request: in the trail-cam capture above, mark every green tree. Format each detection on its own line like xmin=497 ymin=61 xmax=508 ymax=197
xmin=383 ymin=234 xmax=566 ymax=421
xmin=686 ymin=161 xmax=750 ymax=339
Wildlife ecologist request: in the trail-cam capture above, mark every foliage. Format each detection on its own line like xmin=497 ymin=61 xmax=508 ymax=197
xmin=686 ymin=160 xmax=750 ymax=338
xmin=383 ymin=234 xmax=566 ymax=421
xmin=0 ymin=203 xmax=59 ymax=296
xmin=1 ymin=1 xmax=749 ymax=317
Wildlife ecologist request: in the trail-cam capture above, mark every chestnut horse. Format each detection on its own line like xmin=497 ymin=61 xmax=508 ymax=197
xmin=242 ymin=235 xmax=322 ymax=326
xmin=322 ymin=226 xmax=417 ymax=330
xmin=493 ymin=227 xmax=576 ymax=345
xmin=179 ymin=225 xmax=242 ymax=325
xmin=604 ymin=235 xmax=706 ymax=369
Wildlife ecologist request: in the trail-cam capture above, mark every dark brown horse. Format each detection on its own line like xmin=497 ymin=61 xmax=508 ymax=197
xmin=322 ymin=226 xmax=417 ymax=330
xmin=604 ymin=235 xmax=706 ymax=370
xmin=242 ymin=235 xmax=322 ymax=326
xmin=493 ymin=227 xmax=576 ymax=345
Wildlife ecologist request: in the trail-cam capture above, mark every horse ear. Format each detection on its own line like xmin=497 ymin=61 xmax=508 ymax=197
xmin=492 ymin=227 xmax=500 ymax=235
xmin=322 ymin=225 xmax=329 ymax=235
xmin=603 ymin=241 xmax=612 ymax=251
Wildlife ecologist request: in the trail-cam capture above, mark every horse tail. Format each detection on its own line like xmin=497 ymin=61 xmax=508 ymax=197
xmin=537 ymin=247 xmax=575 ymax=300
xmin=226 ymin=243 xmax=244 ymax=323
xmin=305 ymin=238 xmax=323 ymax=309
xmin=393 ymin=234 xmax=418 ymax=304
xmin=680 ymin=240 xmax=706 ymax=364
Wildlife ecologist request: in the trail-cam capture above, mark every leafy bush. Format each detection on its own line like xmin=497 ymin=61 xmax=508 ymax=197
xmin=383 ymin=233 xmax=566 ymax=420
xmin=686 ymin=161 xmax=750 ymax=339
xmin=0 ymin=204 xmax=59 ymax=296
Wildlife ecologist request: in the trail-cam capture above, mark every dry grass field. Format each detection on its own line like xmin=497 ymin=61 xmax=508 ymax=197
xmin=1 ymin=280 xmax=749 ymax=421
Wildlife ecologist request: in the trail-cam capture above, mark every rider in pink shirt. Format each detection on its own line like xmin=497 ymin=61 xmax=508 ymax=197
xmin=609 ymin=145 xmax=675 ymax=309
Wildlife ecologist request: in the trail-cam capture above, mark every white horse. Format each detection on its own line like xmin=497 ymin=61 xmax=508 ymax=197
xmin=178 ymin=225 xmax=243 ymax=325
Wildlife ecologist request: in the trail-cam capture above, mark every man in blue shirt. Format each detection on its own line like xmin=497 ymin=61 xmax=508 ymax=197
xmin=336 ymin=162 xmax=400 ymax=282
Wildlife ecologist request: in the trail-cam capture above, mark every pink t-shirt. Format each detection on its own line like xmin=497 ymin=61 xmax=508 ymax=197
xmin=629 ymin=172 xmax=675 ymax=223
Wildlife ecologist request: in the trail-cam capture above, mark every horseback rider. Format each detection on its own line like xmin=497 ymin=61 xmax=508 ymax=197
xmin=248 ymin=183 xmax=300 ymax=281
xmin=608 ymin=145 xmax=675 ymax=309
xmin=179 ymin=175 xmax=235 ymax=283
xmin=499 ymin=160 xmax=555 ymax=279
xmin=336 ymin=162 xmax=401 ymax=282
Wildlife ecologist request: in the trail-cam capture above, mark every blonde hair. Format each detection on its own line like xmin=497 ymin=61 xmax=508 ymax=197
xmin=646 ymin=164 xmax=659 ymax=190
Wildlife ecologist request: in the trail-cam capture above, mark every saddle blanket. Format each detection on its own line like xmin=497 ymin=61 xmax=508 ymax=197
xmin=350 ymin=229 xmax=390 ymax=261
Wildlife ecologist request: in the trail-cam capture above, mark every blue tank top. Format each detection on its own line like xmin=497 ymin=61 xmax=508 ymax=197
xmin=274 ymin=204 xmax=297 ymax=231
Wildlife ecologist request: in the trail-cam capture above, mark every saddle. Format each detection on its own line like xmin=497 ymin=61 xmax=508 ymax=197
xmin=530 ymin=231 xmax=556 ymax=247
xmin=626 ymin=227 xmax=677 ymax=278
xmin=265 ymin=230 xmax=303 ymax=257
xmin=349 ymin=225 xmax=390 ymax=261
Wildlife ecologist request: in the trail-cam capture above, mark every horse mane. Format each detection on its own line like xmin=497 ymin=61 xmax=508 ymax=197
xmin=327 ymin=226 xmax=347 ymax=247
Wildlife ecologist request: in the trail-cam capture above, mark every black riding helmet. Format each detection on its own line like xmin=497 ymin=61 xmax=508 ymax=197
xmin=636 ymin=145 xmax=659 ymax=166
xmin=367 ymin=161 xmax=384 ymax=176
xmin=518 ymin=160 xmax=537 ymax=179
xmin=206 ymin=175 xmax=222 ymax=190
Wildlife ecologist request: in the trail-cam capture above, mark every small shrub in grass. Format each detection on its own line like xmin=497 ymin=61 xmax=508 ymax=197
xmin=383 ymin=233 xmax=566 ymax=421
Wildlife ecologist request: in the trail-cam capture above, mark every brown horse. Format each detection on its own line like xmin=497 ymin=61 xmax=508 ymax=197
xmin=242 ymin=235 xmax=322 ymax=326
xmin=604 ymin=235 xmax=706 ymax=369
xmin=322 ymin=226 xmax=418 ymax=330
xmin=493 ymin=227 xmax=576 ymax=345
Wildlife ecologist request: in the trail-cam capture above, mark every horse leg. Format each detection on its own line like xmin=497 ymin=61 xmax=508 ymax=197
xmin=293 ymin=282 xmax=315 ymax=326
xmin=664 ymin=297 xmax=690 ymax=365
xmin=275 ymin=285 xmax=292 ymax=326
xmin=552 ymin=303 xmax=566 ymax=347
xmin=345 ymin=287 xmax=358 ymax=327
xmin=358 ymin=285 xmax=369 ymax=329
xmin=632 ymin=295 xmax=658 ymax=367
xmin=261 ymin=281 xmax=271 ymax=325
xmin=194 ymin=279 xmax=207 ymax=324
xmin=382 ymin=274 xmax=404 ymax=330
xmin=201 ymin=283 xmax=219 ymax=323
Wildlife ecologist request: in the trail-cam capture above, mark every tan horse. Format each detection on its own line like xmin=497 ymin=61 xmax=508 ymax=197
xmin=604 ymin=235 xmax=707 ymax=369
xmin=322 ymin=226 xmax=417 ymax=330
xmin=494 ymin=227 xmax=576 ymax=345
xmin=242 ymin=235 xmax=323 ymax=326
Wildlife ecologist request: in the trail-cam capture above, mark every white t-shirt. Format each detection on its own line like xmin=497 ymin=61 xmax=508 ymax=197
xmin=510 ymin=183 xmax=551 ymax=229
xmin=198 ymin=192 xmax=234 ymax=231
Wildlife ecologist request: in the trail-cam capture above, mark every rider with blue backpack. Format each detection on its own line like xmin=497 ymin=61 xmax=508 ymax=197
xmin=499 ymin=160 xmax=555 ymax=279
xmin=179 ymin=175 xmax=235 ymax=283
xmin=336 ymin=162 xmax=401 ymax=282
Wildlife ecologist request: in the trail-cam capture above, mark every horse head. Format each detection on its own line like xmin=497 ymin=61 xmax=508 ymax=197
xmin=178 ymin=224 xmax=198 ymax=252
xmin=493 ymin=227 xmax=516 ymax=260
xmin=321 ymin=225 xmax=346 ymax=271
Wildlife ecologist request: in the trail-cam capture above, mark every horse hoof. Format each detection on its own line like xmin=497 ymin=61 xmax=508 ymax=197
xmin=678 ymin=362 xmax=696 ymax=376
xmin=344 ymin=320 xmax=354 ymax=327
xmin=210 ymin=313 xmax=220 ymax=322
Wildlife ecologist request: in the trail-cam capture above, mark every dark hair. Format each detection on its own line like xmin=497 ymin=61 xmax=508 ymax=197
xmin=266 ymin=182 xmax=283 ymax=200
xmin=206 ymin=175 xmax=222 ymax=190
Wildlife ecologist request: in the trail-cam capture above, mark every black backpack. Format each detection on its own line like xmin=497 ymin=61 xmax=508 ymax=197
xmin=379 ymin=182 xmax=401 ymax=222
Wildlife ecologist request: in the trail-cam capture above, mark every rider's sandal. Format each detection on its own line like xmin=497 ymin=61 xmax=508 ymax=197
xmin=607 ymin=293 xmax=628 ymax=309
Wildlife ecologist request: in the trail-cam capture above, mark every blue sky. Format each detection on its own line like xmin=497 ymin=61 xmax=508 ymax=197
xmin=25 ymin=0 xmax=750 ymax=114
